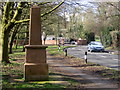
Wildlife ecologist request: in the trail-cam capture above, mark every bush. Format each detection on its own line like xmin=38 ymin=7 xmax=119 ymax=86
xmin=85 ymin=32 xmax=95 ymax=44
xmin=111 ymin=31 xmax=120 ymax=49
xmin=101 ymin=27 xmax=113 ymax=47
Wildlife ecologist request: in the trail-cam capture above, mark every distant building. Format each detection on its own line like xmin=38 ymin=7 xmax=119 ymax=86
xmin=42 ymin=35 xmax=65 ymax=45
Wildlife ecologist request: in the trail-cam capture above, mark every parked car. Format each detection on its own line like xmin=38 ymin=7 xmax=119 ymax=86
xmin=64 ymin=40 xmax=71 ymax=44
xmin=71 ymin=41 xmax=77 ymax=45
xmin=87 ymin=41 xmax=104 ymax=52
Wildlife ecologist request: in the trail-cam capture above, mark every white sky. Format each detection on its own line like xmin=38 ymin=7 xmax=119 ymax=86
xmin=0 ymin=0 xmax=119 ymax=2
xmin=73 ymin=0 xmax=119 ymax=2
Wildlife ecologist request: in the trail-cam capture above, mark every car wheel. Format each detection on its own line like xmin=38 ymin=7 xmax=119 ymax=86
xmin=90 ymin=49 xmax=92 ymax=52
xmin=101 ymin=50 xmax=104 ymax=52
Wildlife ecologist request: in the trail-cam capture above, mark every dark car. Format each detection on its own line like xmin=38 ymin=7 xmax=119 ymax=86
xmin=71 ymin=41 xmax=77 ymax=44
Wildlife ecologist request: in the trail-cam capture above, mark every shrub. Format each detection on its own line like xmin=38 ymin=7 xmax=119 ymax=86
xmin=101 ymin=27 xmax=113 ymax=47
xmin=111 ymin=31 xmax=120 ymax=49
xmin=85 ymin=32 xmax=95 ymax=44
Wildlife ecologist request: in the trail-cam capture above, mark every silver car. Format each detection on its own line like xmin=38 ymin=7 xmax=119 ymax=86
xmin=87 ymin=41 xmax=104 ymax=52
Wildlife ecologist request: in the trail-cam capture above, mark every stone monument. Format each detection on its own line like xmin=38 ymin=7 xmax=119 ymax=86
xmin=24 ymin=6 xmax=48 ymax=81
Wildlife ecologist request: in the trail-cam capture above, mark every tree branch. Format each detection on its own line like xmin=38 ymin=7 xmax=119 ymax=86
xmin=107 ymin=3 xmax=120 ymax=12
xmin=37 ymin=2 xmax=51 ymax=5
xmin=2 ymin=2 xmax=13 ymax=25
xmin=15 ymin=19 xmax=30 ymax=24
xmin=106 ymin=14 xmax=120 ymax=19
xmin=11 ymin=2 xmax=26 ymax=23
xmin=41 ymin=0 xmax=64 ymax=17
xmin=15 ymin=1 xmax=64 ymax=24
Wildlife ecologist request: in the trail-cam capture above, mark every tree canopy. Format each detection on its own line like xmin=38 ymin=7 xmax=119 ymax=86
xmin=1 ymin=1 xmax=119 ymax=63
xmin=1 ymin=1 xmax=64 ymax=63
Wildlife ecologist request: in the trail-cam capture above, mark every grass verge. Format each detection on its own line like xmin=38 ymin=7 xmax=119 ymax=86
xmin=2 ymin=45 xmax=68 ymax=89
xmin=47 ymin=45 xmax=76 ymax=55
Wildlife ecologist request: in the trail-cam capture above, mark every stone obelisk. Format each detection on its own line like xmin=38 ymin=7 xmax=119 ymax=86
xmin=24 ymin=6 xmax=48 ymax=81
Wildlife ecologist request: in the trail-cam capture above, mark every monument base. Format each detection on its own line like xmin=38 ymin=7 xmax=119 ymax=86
xmin=24 ymin=63 xmax=48 ymax=81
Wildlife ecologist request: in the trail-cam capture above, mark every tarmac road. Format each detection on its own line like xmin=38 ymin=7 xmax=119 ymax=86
xmin=47 ymin=52 xmax=118 ymax=89
xmin=67 ymin=45 xmax=119 ymax=70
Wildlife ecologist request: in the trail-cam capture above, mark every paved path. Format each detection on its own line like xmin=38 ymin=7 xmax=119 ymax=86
xmin=67 ymin=45 xmax=119 ymax=70
xmin=47 ymin=54 xmax=118 ymax=89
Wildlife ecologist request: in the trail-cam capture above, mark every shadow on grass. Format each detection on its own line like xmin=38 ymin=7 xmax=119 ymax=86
xmin=2 ymin=73 xmax=66 ymax=89
xmin=49 ymin=72 xmax=92 ymax=84
xmin=50 ymin=63 xmax=101 ymax=68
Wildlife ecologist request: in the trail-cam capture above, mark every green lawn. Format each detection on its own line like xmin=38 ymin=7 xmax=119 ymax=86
xmin=0 ymin=24 xmax=2 ymax=61
xmin=2 ymin=45 xmax=76 ymax=89
xmin=2 ymin=44 xmax=119 ymax=89
xmin=2 ymin=45 xmax=66 ymax=89
xmin=47 ymin=45 xmax=76 ymax=55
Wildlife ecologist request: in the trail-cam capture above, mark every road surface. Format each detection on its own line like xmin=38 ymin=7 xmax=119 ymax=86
xmin=67 ymin=45 xmax=119 ymax=70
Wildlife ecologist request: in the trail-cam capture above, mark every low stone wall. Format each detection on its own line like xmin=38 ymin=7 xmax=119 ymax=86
xmin=42 ymin=40 xmax=57 ymax=45
xmin=77 ymin=40 xmax=87 ymax=45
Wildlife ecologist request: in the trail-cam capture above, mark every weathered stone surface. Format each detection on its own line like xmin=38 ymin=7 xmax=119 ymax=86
xmin=24 ymin=63 xmax=48 ymax=81
xmin=25 ymin=45 xmax=47 ymax=63
xmin=29 ymin=6 xmax=42 ymax=45
xmin=24 ymin=6 xmax=48 ymax=81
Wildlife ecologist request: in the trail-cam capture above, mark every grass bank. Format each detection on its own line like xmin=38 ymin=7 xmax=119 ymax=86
xmin=2 ymin=45 xmax=77 ymax=89
xmin=2 ymin=45 xmax=65 ymax=89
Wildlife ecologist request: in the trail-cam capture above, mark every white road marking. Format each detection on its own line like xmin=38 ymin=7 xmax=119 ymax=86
xmin=113 ymin=59 xmax=118 ymax=60
xmin=101 ymin=56 xmax=107 ymax=58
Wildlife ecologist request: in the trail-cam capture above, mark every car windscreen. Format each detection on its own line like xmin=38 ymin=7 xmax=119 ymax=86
xmin=91 ymin=43 xmax=102 ymax=45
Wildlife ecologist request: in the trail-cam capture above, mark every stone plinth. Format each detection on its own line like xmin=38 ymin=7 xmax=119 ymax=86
xmin=25 ymin=45 xmax=47 ymax=63
xmin=24 ymin=45 xmax=48 ymax=81
xmin=24 ymin=6 xmax=48 ymax=81
xmin=24 ymin=63 xmax=48 ymax=81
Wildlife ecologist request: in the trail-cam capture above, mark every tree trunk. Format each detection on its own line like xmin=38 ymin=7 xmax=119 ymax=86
xmin=9 ymin=24 xmax=21 ymax=54
xmin=9 ymin=31 xmax=17 ymax=54
xmin=2 ymin=22 xmax=15 ymax=63
xmin=44 ymin=40 xmax=45 ymax=45
xmin=2 ymin=31 xmax=11 ymax=63
xmin=43 ymin=37 xmax=46 ymax=45
xmin=15 ymin=34 xmax=19 ymax=49
xmin=56 ymin=36 xmax=58 ymax=45
xmin=22 ymin=32 xmax=28 ymax=52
